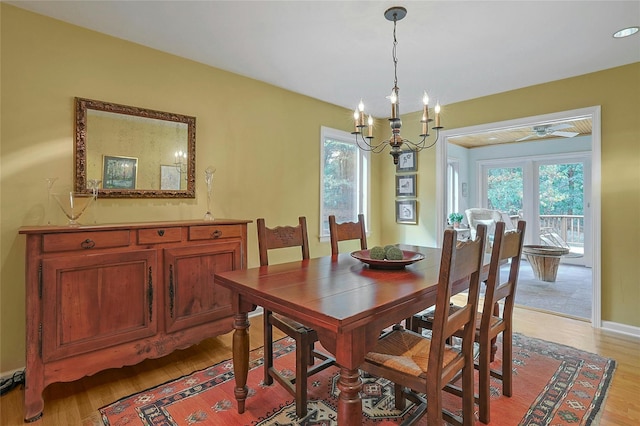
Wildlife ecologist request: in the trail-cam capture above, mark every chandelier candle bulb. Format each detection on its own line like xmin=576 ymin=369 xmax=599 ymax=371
xmin=390 ymin=90 xmax=398 ymax=119
xmin=423 ymin=91 xmax=429 ymax=120
xmin=435 ymin=102 xmax=441 ymax=128
xmin=368 ymin=115 xmax=373 ymax=137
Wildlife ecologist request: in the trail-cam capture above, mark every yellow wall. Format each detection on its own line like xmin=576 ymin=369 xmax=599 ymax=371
xmin=381 ymin=62 xmax=640 ymax=330
xmin=1 ymin=4 xmax=639 ymax=373
xmin=0 ymin=5 xmax=384 ymax=372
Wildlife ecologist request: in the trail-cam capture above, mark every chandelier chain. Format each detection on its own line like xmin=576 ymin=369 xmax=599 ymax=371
xmin=392 ymin=16 xmax=399 ymax=90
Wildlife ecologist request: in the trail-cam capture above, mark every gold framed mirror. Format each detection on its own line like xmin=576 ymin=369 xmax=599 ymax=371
xmin=75 ymin=97 xmax=196 ymax=198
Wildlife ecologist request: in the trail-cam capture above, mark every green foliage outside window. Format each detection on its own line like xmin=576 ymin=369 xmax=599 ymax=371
xmin=323 ymin=138 xmax=356 ymax=222
xmin=538 ymin=163 xmax=584 ymax=215
xmin=487 ymin=163 xmax=584 ymax=216
xmin=487 ymin=167 xmax=523 ymax=215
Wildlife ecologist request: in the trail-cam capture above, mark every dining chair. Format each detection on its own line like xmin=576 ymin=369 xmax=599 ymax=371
xmin=257 ymin=216 xmax=335 ymax=418
xmin=409 ymin=220 xmax=526 ymax=424
xmin=361 ymin=224 xmax=487 ymax=426
xmin=328 ymin=214 xmax=367 ymax=255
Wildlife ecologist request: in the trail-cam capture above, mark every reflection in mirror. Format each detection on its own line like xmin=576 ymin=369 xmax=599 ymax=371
xmin=75 ymin=97 xmax=196 ymax=198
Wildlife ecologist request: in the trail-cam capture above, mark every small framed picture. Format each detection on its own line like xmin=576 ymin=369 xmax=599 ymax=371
xmin=160 ymin=165 xmax=181 ymax=190
xmin=396 ymin=150 xmax=417 ymax=172
xmin=103 ymin=155 xmax=137 ymax=189
xmin=396 ymin=200 xmax=418 ymax=224
xmin=396 ymin=174 xmax=416 ymax=197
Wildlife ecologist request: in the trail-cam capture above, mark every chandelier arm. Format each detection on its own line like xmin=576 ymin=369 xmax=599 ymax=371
xmin=354 ymin=133 xmax=387 ymax=153
xmin=402 ymin=128 xmax=441 ymax=151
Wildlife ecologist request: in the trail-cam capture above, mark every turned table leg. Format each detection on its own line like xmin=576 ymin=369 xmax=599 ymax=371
xmin=336 ymin=366 xmax=363 ymax=425
xmin=232 ymin=312 xmax=250 ymax=413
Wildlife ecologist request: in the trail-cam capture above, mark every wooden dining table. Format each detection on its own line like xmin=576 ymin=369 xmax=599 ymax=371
xmin=214 ymin=244 xmax=484 ymax=425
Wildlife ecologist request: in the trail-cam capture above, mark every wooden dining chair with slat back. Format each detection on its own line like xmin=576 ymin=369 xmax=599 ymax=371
xmin=257 ymin=217 xmax=335 ymax=418
xmin=328 ymin=214 xmax=367 ymax=255
xmin=361 ymin=224 xmax=487 ymax=426
xmin=409 ymin=220 xmax=526 ymax=424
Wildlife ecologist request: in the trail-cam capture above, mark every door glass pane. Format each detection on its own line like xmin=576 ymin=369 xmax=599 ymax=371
xmin=486 ymin=167 xmax=523 ymax=218
xmin=539 ymin=163 xmax=584 ymax=254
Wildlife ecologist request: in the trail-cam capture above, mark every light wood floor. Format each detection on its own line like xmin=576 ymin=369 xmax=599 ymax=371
xmin=1 ymin=307 xmax=638 ymax=425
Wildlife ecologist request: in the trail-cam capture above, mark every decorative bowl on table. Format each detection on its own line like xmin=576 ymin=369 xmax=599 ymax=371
xmin=351 ymin=249 xmax=425 ymax=270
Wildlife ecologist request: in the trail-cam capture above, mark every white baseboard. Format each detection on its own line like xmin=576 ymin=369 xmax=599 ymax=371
xmin=601 ymin=321 xmax=640 ymax=338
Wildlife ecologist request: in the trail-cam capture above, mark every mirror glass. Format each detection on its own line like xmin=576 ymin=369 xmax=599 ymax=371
xmin=75 ymin=97 xmax=196 ymax=198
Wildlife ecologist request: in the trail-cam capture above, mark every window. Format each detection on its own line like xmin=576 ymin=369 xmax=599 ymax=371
xmin=320 ymin=126 xmax=369 ymax=239
xmin=447 ymin=159 xmax=460 ymax=215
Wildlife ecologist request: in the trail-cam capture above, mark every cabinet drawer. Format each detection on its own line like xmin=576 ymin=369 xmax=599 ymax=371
xmin=138 ymin=227 xmax=182 ymax=244
xmin=189 ymin=224 xmax=243 ymax=241
xmin=43 ymin=230 xmax=130 ymax=252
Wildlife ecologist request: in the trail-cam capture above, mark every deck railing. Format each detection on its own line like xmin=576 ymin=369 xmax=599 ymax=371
xmin=505 ymin=214 xmax=584 ymax=247
xmin=540 ymin=214 xmax=584 ymax=247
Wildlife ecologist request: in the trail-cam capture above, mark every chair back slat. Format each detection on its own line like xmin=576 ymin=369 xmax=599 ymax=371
xmin=328 ymin=214 xmax=367 ymax=255
xmin=257 ymin=217 xmax=310 ymax=267
xmin=482 ymin=220 xmax=526 ymax=329
xmin=429 ymin=224 xmax=487 ymax=372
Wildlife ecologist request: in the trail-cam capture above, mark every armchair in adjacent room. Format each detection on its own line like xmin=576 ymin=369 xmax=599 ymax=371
xmin=465 ymin=208 xmax=503 ymax=251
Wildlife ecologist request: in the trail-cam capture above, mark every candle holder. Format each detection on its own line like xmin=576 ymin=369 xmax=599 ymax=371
xmin=52 ymin=191 xmax=95 ymax=226
xmin=87 ymin=179 xmax=102 ymax=198
xmin=87 ymin=179 xmax=102 ymax=223
xmin=204 ymin=166 xmax=216 ymax=221
xmin=45 ymin=177 xmax=58 ymax=225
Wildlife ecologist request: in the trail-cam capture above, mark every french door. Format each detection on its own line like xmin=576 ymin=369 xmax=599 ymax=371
xmin=479 ymin=154 xmax=591 ymax=267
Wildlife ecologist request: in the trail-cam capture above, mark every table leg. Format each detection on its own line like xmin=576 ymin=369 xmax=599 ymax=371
xmin=232 ymin=312 xmax=250 ymax=413
xmin=336 ymin=366 xmax=363 ymax=425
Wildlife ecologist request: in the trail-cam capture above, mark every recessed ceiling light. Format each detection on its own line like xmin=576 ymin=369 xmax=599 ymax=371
xmin=613 ymin=26 xmax=639 ymax=38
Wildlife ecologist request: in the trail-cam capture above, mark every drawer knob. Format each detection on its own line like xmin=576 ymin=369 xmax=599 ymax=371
xmin=80 ymin=239 xmax=96 ymax=249
xmin=157 ymin=230 xmax=165 ymax=237
xmin=211 ymin=230 xmax=222 ymax=239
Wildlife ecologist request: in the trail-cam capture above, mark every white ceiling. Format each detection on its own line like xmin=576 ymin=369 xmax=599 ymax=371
xmin=6 ymin=1 xmax=640 ymax=117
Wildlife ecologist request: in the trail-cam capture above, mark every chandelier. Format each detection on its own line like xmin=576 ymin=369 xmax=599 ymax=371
xmin=352 ymin=6 xmax=443 ymax=165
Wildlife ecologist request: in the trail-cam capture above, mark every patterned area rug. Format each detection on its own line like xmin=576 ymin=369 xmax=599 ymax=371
xmin=98 ymin=333 xmax=615 ymax=425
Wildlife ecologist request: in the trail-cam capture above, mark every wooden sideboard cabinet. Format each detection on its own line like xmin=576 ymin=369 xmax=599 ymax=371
xmin=19 ymin=219 xmax=250 ymax=422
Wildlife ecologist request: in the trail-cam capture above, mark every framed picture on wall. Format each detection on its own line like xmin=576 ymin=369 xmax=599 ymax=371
xmin=396 ymin=200 xmax=417 ymax=224
xmin=396 ymin=150 xmax=417 ymax=172
xmin=395 ymin=174 xmax=416 ymax=197
xmin=102 ymin=155 xmax=137 ymax=189
xmin=160 ymin=165 xmax=181 ymax=190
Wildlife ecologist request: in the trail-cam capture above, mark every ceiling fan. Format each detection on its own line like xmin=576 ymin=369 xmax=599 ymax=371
xmin=516 ymin=124 xmax=579 ymax=141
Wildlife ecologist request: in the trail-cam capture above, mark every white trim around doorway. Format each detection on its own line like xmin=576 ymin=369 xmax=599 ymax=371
xmin=435 ymin=106 xmax=602 ymax=328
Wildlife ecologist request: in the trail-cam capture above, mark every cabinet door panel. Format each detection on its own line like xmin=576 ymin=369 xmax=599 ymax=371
xmin=164 ymin=240 xmax=240 ymax=333
xmin=42 ymin=250 xmax=157 ymax=362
